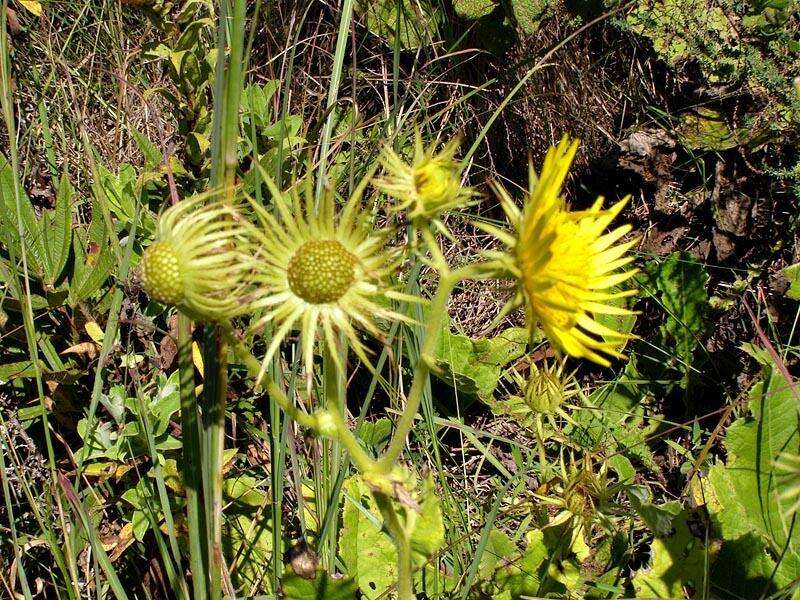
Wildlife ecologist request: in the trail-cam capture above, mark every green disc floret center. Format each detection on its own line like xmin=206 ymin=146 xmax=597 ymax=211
xmin=141 ymin=241 xmax=185 ymax=306
xmin=287 ymin=239 xmax=357 ymax=304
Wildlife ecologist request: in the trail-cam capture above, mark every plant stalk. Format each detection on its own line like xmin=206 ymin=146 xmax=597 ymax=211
xmin=178 ymin=315 xmax=209 ymax=598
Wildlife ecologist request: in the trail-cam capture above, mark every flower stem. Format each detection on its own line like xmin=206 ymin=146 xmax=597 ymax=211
xmin=222 ymin=326 xmax=379 ymax=473
xmin=374 ymin=492 xmax=415 ymax=600
xmin=178 ymin=315 xmax=208 ymax=598
xmin=201 ymin=325 xmax=228 ymax=600
xmin=378 ymin=273 xmax=458 ymax=471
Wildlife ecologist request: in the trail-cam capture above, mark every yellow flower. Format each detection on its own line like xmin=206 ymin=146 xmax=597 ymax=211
xmin=375 ymin=132 xmax=474 ymax=229
xmin=246 ymin=174 xmax=414 ymax=382
xmin=140 ymin=197 xmax=255 ymax=322
xmin=479 ymin=136 xmax=638 ymax=366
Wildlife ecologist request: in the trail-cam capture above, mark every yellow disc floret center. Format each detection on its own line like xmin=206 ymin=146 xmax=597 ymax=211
xmin=287 ymin=240 xmax=356 ymax=304
xmin=413 ymin=161 xmax=451 ymax=208
xmin=141 ymin=241 xmax=185 ymax=306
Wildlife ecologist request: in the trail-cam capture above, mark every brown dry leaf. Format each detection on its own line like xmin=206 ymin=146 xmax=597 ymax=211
xmin=6 ymin=7 xmax=22 ymax=34
xmin=62 ymin=342 xmax=98 ymax=361
xmin=103 ymin=523 xmax=136 ymax=562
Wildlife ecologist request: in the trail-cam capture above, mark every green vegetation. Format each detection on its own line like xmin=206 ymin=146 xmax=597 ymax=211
xmin=1 ymin=0 xmax=799 ymax=598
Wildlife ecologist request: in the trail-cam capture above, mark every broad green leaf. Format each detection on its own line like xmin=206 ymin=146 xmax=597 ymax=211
xmin=707 ymin=358 xmax=800 ymax=555
xmin=354 ymin=0 xmax=442 ymax=49
xmin=632 ymin=510 xmax=713 ymax=599
xmin=224 ymin=474 xmax=267 ymax=508
xmin=224 ymin=513 xmax=273 ymax=593
xmin=627 ymin=488 xmax=681 ymax=537
xmin=453 ymin=0 xmax=497 ymax=18
xmin=569 ymin=358 xmax=658 ymax=470
xmin=339 ymin=476 xmax=397 ymax=599
xmin=281 ymin=569 xmax=358 ymax=600
xmin=410 ymin=477 xmax=445 ymax=561
xmin=650 ymin=251 xmax=709 ymax=387
xmin=710 ymin=533 xmax=784 ymax=599
xmin=433 ymin=317 xmax=528 ymax=399
xmin=489 ymin=529 xmax=550 ymax=597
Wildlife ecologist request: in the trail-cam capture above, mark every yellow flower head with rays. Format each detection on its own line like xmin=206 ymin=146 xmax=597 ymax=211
xmin=140 ymin=197 xmax=255 ymax=322
xmin=246 ymin=174 xmax=414 ymax=382
xmin=480 ymin=136 xmax=638 ymax=366
xmin=375 ymin=131 xmax=474 ymax=230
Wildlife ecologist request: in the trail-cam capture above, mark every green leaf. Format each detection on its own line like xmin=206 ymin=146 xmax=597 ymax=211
xmin=707 ymin=358 xmax=800 ymax=555
xmin=69 ymin=211 xmax=115 ymax=304
xmin=784 ymin=262 xmax=800 ymax=300
xmin=224 ymin=474 xmax=267 ymax=508
xmin=339 ymin=476 xmax=397 ymax=599
xmin=675 ymin=108 xmax=745 ymax=151
xmin=569 ymin=358 xmax=659 ymax=470
xmin=224 ymin=513 xmax=273 ymax=593
xmin=130 ymin=129 xmax=163 ymax=169
xmin=632 ymin=510 xmax=712 ymax=599
xmin=354 ymin=0 xmax=442 ymax=49
xmin=710 ymin=533 xmax=783 ymax=599
xmin=98 ymin=163 xmax=137 ymax=224
xmin=410 ymin=477 xmax=445 ymax=561
xmin=453 ymin=0 xmax=498 ymax=19
xmin=0 ymin=154 xmax=47 ymax=279
xmin=627 ymin=489 xmax=682 ymax=537
xmin=433 ymin=317 xmax=528 ymax=399
xmin=40 ymin=174 xmax=74 ymax=286
xmin=281 ymin=569 xmax=358 ymax=600
xmin=650 ymin=252 xmax=709 ymax=387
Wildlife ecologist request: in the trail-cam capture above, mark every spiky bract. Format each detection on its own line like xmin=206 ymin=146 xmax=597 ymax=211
xmin=141 ymin=197 xmax=255 ymax=321
xmin=375 ymin=132 xmax=473 ymax=227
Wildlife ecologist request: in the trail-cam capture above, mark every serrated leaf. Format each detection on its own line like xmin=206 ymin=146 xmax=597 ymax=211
xmin=651 ymin=251 xmax=709 ymax=387
xmin=632 ymin=510 xmax=714 ymax=599
xmin=0 ymin=154 xmax=47 ymax=279
xmin=433 ymin=317 xmax=528 ymax=399
xmin=707 ymin=358 xmax=800 ymax=555
xmin=40 ymin=174 xmax=74 ymax=285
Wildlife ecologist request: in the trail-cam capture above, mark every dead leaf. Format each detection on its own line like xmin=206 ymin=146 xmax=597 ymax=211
xmin=6 ymin=7 xmax=21 ymax=34
xmin=62 ymin=342 xmax=98 ymax=361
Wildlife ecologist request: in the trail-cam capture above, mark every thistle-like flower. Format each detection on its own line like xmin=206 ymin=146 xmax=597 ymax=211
xmin=246 ymin=174 xmax=414 ymax=381
xmin=140 ymin=197 xmax=254 ymax=321
xmin=375 ymin=132 xmax=474 ymax=231
xmin=491 ymin=360 xmax=581 ymax=430
xmin=479 ymin=136 xmax=638 ymax=366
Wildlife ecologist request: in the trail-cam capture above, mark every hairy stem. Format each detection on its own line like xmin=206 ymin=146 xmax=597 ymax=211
xmin=378 ymin=273 xmax=458 ymax=471
xmin=374 ymin=492 xmax=415 ymax=600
